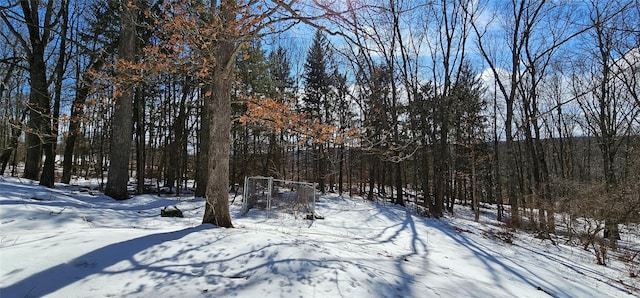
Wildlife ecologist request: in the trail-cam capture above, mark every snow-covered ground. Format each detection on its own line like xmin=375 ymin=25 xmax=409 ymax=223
xmin=0 ymin=176 xmax=638 ymax=297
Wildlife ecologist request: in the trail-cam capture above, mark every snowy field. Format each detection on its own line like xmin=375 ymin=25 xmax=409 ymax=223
xmin=0 ymin=176 xmax=638 ymax=297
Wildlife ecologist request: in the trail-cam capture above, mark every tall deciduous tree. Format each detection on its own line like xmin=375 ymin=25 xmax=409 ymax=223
xmin=470 ymin=0 xmax=551 ymax=226
xmin=63 ymin=0 xmax=119 ymax=184
xmin=1 ymin=0 xmax=58 ymax=184
xmin=514 ymin=2 xmax=581 ymax=236
xmin=573 ymin=0 xmax=640 ymax=243
xmin=105 ymin=0 xmax=138 ymax=200
xmin=450 ymin=63 xmax=487 ymax=222
xmin=201 ymin=0 xmax=238 ymax=227
xmin=0 ymin=45 xmax=25 ymax=175
xmin=146 ymin=0 xmax=302 ymax=227
xmin=41 ymin=0 xmax=70 ymax=188
xmin=424 ymin=0 xmax=475 ymax=216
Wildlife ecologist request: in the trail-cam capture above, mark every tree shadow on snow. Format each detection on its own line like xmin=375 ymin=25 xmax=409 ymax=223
xmin=0 ymin=225 xmax=212 ymax=297
xmin=432 ymin=223 xmax=580 ymax=297
xmin=312 ymin=200 xmax=433 ymax=297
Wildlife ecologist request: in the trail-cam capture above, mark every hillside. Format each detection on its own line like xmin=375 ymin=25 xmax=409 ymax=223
xmin=0 ymin=176 xmax=638 ymax=297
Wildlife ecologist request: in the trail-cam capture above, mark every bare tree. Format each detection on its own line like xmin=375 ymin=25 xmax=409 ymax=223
xmin=469 ymin=0 xmax=583 ymax=227
xmin=41 ymin=0 xmax=70 ymax=187
xmin=572 ymin=0 xmax=640 ymax=243
xmin=0 ymin=41 xmax=26 ymax=175
xmin=1 ymin=0 xmax=58 ymax=183
xmin=423 ymin=0 xmax=477 ymax=216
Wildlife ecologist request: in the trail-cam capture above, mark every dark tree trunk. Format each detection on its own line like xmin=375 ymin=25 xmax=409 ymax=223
xmin=62 ymin=60 xmax=103 ymax=183
xmin=422 ymin=148 xmax=432 ymax=211
xmin=134 ymin=86 xmax=145 ymax=194
xmin=201 ymin=0 xmax=235 ymax=228
xmin=21 ymin=0 xmax=53 ymax=182
xmin=166 ymin=82 xmax=189 ymax=193
xmin=195 ymin=86 xmax=210 ymax=198
xmin=1 ymin=110 xmax=26 ymax=175
xmin=338 ymin=144 xmax=344 ymax=196
xmin=39 ymin=122 xmax=55 ymax=187
xmin=202 ymin=70 xmax=233 ymax=227
xmin=105 ymin=1 xmax=137 ymax=200
xmin=317 ymin=143 xmax=326 ymax=193
xmin=367 ymin=155 xmax=376 ymax=201
xmin=1 ymin=62 xmax=22 ymax=174
xmin=493 ymin=87 xmax=503 ymax=222
xmin=433 ymin=109 xmax=448 ymax=218
xmin=329 ymin=145 xmax=335 ymax=193
xmin=394 ymin=161 xmax=404 ymax=206
xmin=40 ymin=0 xmax=69 ymax=187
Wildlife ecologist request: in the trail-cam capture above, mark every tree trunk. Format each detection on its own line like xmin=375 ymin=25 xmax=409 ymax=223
xmin=433 ymin=109 xmax=449 ymax=218
xmin=22 ymin=7 xmax=51 ymax=181
xmin=1 ymin=111 xmax=26 ymax=175
xmin=492 ymin=83 xmax=503 ymax=222
xmin=201 ymin=0 xmax=236 ymax=228
xmin=105 ymin=1 xmax=137 ymax=200
xmin=39 ymin=122 xmax=55 ymax=187
xmin=367 ymin=155 xmax=376 ymax=201
xmin=134 ymin=86 xmax=145 ymax=194
xmin=40 ymin=0 xmax=69 ymax=187
xmin=196 ymin=87 xmax=210 ymax=198
xmin=338 ymin=144 xmax=344 ymax=196
xmin=422 ymin=148 xmax=432 ymax=211
xmin=1 ymin=62 xmax=23 ymax=173
xmin=202 ymin=70 xmax=233 ymax=227
xmin=318 ymin=143 xmax=326 ymax=193
xmin=472 ymin=147 xmax=479 ymax=222
xmin=1 ymin=63 xmax=17 ymax=174
xmin=173 ymin=83 xmax=189 ymax=195
xmin=329 ymin=144 xmax=335 ymax=193
xmin=62 ymin=60 xmax=103 ymax=183
xmin=394 ymin=161 xmax=404 ymax=206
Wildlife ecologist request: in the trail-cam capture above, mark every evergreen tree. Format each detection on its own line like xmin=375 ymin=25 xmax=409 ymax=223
xmin=269 ymin=46 xmax=294 ymax=97
xmin=267 ymin=46 xmax=294 ymax=179
xmin=304 ymin=31 xmax=331 ymax=118
xmin=303 ymin=30 xmax=332 ymax=192
xmin=232 ymin=42 xmax=273 ymax=181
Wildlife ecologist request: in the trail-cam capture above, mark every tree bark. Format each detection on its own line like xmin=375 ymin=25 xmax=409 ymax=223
xmin=201 ymin=0 xmax=236 ymax=228
xmin=1 ymin=111 xmax=26 ymax=175
xmin=22 ymin=62 xmax=48 ymax=181
xmin=202 ymin=70 xmax=233 ymax=227
xmin=338 ymin=144 xmax=344 ymax=196
xmin=196 ymin=85 xmax=211 ymax=197
xmin=40 ymin=0 xmax=69 ymax=187
xmin=20 ymin=0 xmax=54 ymax=182
xmin=105 ymin=1 xmax=137 ymax=200
xmin=62 ymin=59 xmax=103 ymax=183
xmin=134 ymin=86 xmax=145 ymax=194
xmin=0 ymin=63 xmax=22 ymax=175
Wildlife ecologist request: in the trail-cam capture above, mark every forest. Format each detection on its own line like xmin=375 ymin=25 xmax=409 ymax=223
xmin=0 ymin=0 xmax=639 ymax=247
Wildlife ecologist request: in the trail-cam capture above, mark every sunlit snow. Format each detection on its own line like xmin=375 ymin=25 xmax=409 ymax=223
xmin=0 ymin=176 xmax=638 ymax=297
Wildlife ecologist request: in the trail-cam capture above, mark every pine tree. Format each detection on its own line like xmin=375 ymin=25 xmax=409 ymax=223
xmin=303 ymin=30 xmax=332 ymax=192
xmin=269 ymin=46 xmax=294 ymax=98
xmin=233 ymin=42 xmax=273 ymax=181
xmin=304 ymin=31 xmax=331 ymax=117
xmin=265 ymin=46 xmax=293 ymax=178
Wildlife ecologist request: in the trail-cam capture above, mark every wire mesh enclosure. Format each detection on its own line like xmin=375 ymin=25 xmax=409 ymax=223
xmin=242 ymin=176 xmax=316 ymax=218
